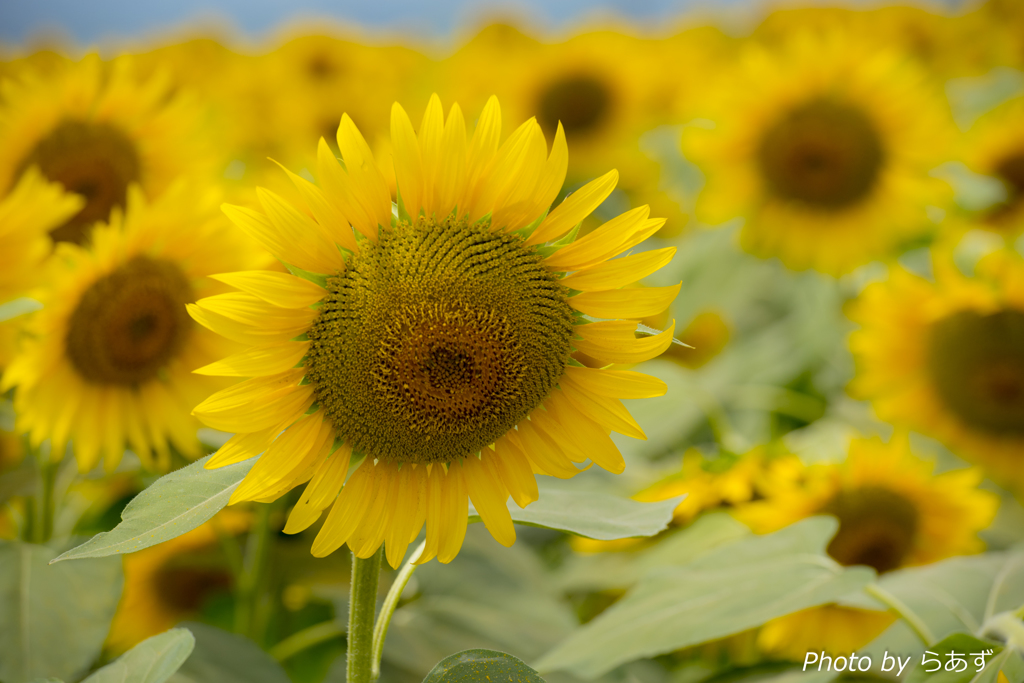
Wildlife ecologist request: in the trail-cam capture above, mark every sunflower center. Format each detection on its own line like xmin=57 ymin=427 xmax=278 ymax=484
xmin=537 ymin=74 xmax=612 ymax=139
xmin=65 ymin=255 xmax=193 ymax=386
xmin=927 ymin=308 xmax=1024 ymax=436
xmin=153 ymin=560 xmax=233 ymax=613
xmin=822 ymin=485 xmax=919 ymax=573
xmin=16 ymin=119 xmax=141 ymax=244
xmin=306 ymin=215 xmax=574 ymax=464
xmin=757 ymin=98 xmax=885 ymax=209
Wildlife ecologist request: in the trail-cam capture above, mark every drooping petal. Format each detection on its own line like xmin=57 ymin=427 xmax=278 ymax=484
xmin=527 ymin=170 xmax=618 ymax=245
xmin=564 ymin=366 xmax=668 ymax=399
xmin=465 ymin=454 xmax=515 ymax=547
xmin=573 ymin=320 xmax=676 ymax=365
xmin=560 ymin=247 xmax=676 ymax=291
xmin=570 ymin=283 xmax=681 ymax=319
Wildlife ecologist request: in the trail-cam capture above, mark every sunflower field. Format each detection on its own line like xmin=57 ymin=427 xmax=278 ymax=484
xmin=1 ymin=2 xmax=1023 ymax=683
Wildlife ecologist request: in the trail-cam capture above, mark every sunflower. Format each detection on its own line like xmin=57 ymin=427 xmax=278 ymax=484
xmin=105 ymin=510 xmax=248 ymax=654
xmin=190 ymin=95 xmax=679 ymax=568
xmin=683 ymin=31 xmax=952 ymax=274
xmin=1 ymin=182 xmax=265 ymax=472
xmin=849 ymin=249 xmax=1024 ymax=492
xmin=0 ymin=54 xmax=216 ymax=245
xmin=0 ymin=167 xmax=83 ymax=303
xmin=964 ymin=96 xmax=1024 ymax=236
xmin=736 ymin=435 xmax=997 ymax=658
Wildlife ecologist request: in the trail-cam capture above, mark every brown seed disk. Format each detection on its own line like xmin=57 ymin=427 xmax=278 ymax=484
xmin=757 ymin=98 xmax=885 ymax=210
xmin=17 ymin=119 xmax=141 ymax=245
xmin=305 ymin=215 xmax=574 ymax=464
xmin=65 ymin=255 xmax=193 ymax=386
xmin=822 ymin=485 xmax=919 ymax=573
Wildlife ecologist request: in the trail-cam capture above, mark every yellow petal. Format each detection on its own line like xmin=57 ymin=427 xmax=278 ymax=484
xmin=257 ymin=187 xmax=346 ymax=274
xmin=514 ymin=420 xmax=582 ymax=479
xmin=231 ymin=410 xmax=326 ymax=503
xmin=187 ymin=304 xmax=300 ymax=346
xmin=527 ymin=170 xmax=618 ymax=246
xmin=574 ymin=320 xmax=676 ymax=364
xmin=437 ymin=464 xmax=469 ymax=563
xmin=275 ymin=162 xmax=358 ymax=253
xmin=491 ymin=436 xmax=539 ymax=508
xmin=417 ymin=464 xmax=445 ymax=565
xmin=564 ymin=366 xmax=668 ymax=399
xmin=384 ymin=463 xmax=426 ymax=568
xmin=210 ymin=271 xmax=326 ymax=309
xmin=543 ymin=391 xmax=625 ymax=474
xmin=316 ymin=139 xmax=372 ymax=242
xmin=207 ymin=423 xmax=284 ymax=468
xmin=559 ymin=377 xmax=646 ymax=440
xmin=560 ymin=247 xmax=676 ymax=291
xmin=337 ymin=114 xmax=392 ymax=238
xmin=434 ymin=103 xmax=468 ymax=220
xmin=465 ymin=454 xmax=515 ymax=547
xmin=466 ymin=96 xmax=501 ymax=195
xmin=570 ymin=283 xmax=681 ymax=319
xmin=348 ymin=460 xmax=396 ymax=558
xmin=194 ymin=341 xmax=309 ymax=377
xmin=194 ymin=292 xmax=317 ymax=335
xmin=284 ymin=442 xmax=352 ymax=534
xmin=391 ymin=102 xmax=424 ymax=220
xmin=471 ymin=119 xmax=546 ymax=227
xmin=543 ymin=206 xmax=648 ymax=271
xmin=312 ymin=457 xmax=379 ymax=557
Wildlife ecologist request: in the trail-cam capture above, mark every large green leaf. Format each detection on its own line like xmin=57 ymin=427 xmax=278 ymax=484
xmin=167 ymin=622 xmax=290 ymax=683
xmin=555 ymin=511 xmax=751 ymax=592
xmin=52 ymin=455 xmax=254 ymax=562
xmin=903 ymin=633 xmax=1004 ymax=683
xmin=534 ymin=517 xmax=875 ymax=679
xmin=81 ymin=628 xmax=195 ymax=683
xmin=422 ymin=649 xmax=545 ymax=683
xmin=470 ymin=490 xmax=681 ymax=540
xmin=0 ymin=540 xmax=123 ymax=683
xmin=844 ymin=551 xmax=1024 ymax=662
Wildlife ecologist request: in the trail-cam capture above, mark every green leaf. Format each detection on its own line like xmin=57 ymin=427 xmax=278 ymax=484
xmin=845 ymin=551 xmax=1024 ymax=661
xmin=81 ymin=628 xmax=195 ymax=683
xmin=167 ymin=622 xmax=290 ymax=683
xmin=556 ymin=511 xmax=750 ymax=592
xmin=0 ymin=540 xmax=123 ymax=683
xmin=904 ymin=632 xmax=1004 ymax=683
xmin=27 ymin=679 xmax=65 ymax=682
xmin=422 ymin=649 xmax=545 ymax=683
xmin=52 ymin=454 xmax=255 ymax=562
xmin=469 ymin=489 xmax=681 ymax=540
xmin=534 ymin=517 xmax=875 ymax=679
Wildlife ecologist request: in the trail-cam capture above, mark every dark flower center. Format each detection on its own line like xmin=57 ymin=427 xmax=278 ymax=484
xmin=306 ymin=216 xmax=574 ymax=464
xmin=537 ymin=74 xmax=612 ymax=140
xmin=17 ymin=119 xmax=142 ymax=244
xmin=822 ymin=485 xmax=919 ymax=573
xmin=927 ymin=308 xmax=1024 ymax=436
xmin=757 ymin=98 xmax=885 ymax=210
xmin=65 ymin=255 xmax=193 ymax=386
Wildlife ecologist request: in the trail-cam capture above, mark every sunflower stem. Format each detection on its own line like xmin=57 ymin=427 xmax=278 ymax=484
xmin=371 ymin=541 xmax=425 ymax=680
xmin=235 ymin=501 xmax=274 ymax=640
xmin=866 ymin=582 xmax=935 ymax=646
xmin=348 ymin=547 xmax=383 ymax=683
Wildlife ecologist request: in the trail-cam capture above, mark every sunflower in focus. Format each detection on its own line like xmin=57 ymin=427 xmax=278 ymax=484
xmin=0 ymin=54 xmax=216 ymax=245
xmin=684 ymin=31 xmax=952 ymax=274
xmin=849 ymin=250 xmax=1024 ymax=492
xmin=965 ymin=96 xmax=1024 ymax=236
xmin=737 ymin=435 xmax=997 ymax=658
xmin=0 ymin=167 xmax=83 ymax=303
xmin=106 ymin=511 xmax=248 ymax=654
xmin=190 ymin=95 xmax=679 ymax=568
xmin=1 ymin=183 xmax=264 ymax=472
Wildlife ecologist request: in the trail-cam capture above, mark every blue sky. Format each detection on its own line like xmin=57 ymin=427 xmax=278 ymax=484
xmin=0 ymin=0 xmax=961 ymax=46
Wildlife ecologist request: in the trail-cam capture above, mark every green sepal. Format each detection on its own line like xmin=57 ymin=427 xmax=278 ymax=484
xmin=282 ymin=262 xmax=329 ymax=289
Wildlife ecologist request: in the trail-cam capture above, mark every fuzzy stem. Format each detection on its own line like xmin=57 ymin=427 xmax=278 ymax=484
xmin=371 ymin=541 xmax=425 ymax=680
xmin=348 ymin=547 xmax=383 ymax=683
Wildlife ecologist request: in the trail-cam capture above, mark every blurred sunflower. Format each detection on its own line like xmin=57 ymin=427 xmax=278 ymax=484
xmin=106 ymin=511 xmax=248 ymax=653
xmin=191 ymin=95 xmax=679 ymax=568
xmin=684 ymin=31 xmax=952 ymax=274
xmin=849 ymin=250 xmax=1024 ymax=492
xmin=0 ymin=54 xmax=216 ymax=245
xmin=1 ymin=183 xmax=263 ymax=472
xmin=737 ymin=435 xmax=997 ymax=657
xmin=965 ymin=96 xmax=1024 ymax=235
xmin=0 ymin=167 xmax=83 ymax=303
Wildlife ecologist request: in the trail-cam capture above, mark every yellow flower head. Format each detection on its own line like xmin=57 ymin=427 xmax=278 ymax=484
xmin=0 ymin=167 xmax=83 ymax=303
xmin=0 ymin=54 xmax=216 ymax=245
xmin=965 ymin=95 xmax=1024 ymax=236
xmin=1 ymin=183 xmax=266 ymax=472
xmin=684 ymin=30 xmax=953 ymax=274
xmin=849 ymin=250 xmax=1024 ymax=492
xmin=191 ymin=95 xmax=680 ymax=568
xmin=738 ymin=436 xmax=997 ymax=572
xmin=737 ymin=435 xmax=996 ymax=658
